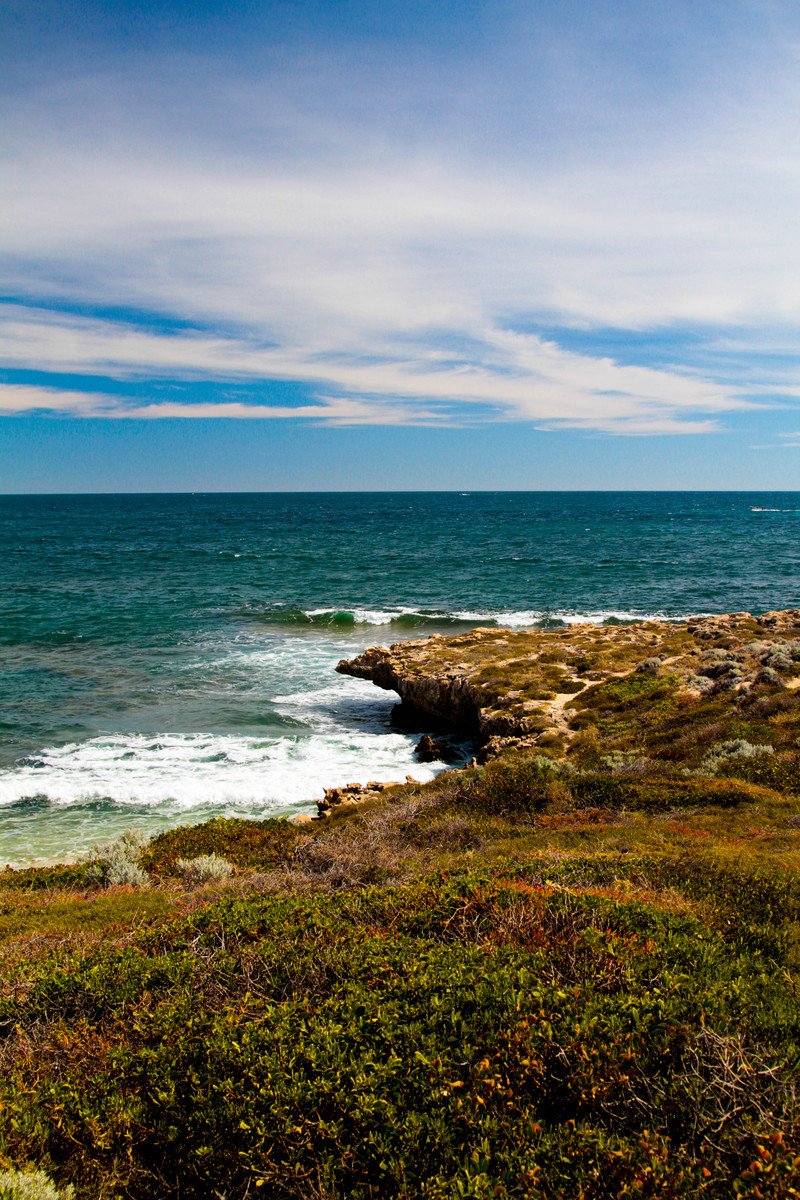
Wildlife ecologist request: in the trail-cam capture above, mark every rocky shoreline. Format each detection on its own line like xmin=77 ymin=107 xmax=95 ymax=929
xmin=316 ymin=609 xmax=800 ymax=815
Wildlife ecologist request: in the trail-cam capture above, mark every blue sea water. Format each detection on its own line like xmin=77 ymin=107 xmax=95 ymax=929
xmin=0 ymin=491 xmax=798 ymax=864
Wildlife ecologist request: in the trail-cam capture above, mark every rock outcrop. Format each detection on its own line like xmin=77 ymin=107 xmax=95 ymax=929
xmin=338 ymin=639 xmax=486 ymax=731
xmin=316 ymin=780 xmax=399 ymax=817
xmin=337 ymin=612 xmax=800 ymax=761
xmin=414 ymin=735 xmax=455 ymax=763
xmin=337 ymin=629 xmax=542 ymax=752
xmin=337 ymin=627 xmax=591 ymax=759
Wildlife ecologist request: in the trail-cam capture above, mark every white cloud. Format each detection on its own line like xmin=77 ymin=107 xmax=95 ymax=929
xmin=0 ymin=384 xmax=111 ymax=415
xmin=0 ymin=307 xmax=752 ymax=430
xmin=2 ymin=5 xmax=800 ymax=435
xmin=0 ymin=382 xmax=445 ymax=425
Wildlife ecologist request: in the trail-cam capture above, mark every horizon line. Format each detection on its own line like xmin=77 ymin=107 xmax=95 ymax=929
xmin=2 ymin=488 xmax=799 ymax=498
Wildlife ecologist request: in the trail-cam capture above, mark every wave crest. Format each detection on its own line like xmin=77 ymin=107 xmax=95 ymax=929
xmin=245 ymin=604 xmax=678 ymax=630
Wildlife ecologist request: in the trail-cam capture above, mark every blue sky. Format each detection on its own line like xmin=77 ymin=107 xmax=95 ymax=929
xmin=2 ymin=0 xmax=800 ymax=490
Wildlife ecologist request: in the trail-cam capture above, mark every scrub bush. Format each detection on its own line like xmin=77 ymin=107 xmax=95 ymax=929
xmin=0 ymin=865 xmax=91 ymax=893
xmin=141 ymin=817 xmax=298 ymax=875
xmin=0 ymin=1171 xmax=74 ymax=1200
xmin=174 ymin=853 xmax=234 ymax=884
xmin=716 ymin=750 xmax=800 ymax=795
xmin=585 ymin=773 xmax=778 ymax=810
xmin=85 ymin=831 xmax=149 ymax=889
xmin=692 ymin=739 xmax=775 ymax=776
xmin=468 ymin=755 xmax=575 ymax=815
xmin=0 ymin=873 xmax=797 ymax=1199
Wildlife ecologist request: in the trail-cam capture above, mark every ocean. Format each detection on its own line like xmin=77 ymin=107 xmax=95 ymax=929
xmin=1 ymin=491 xmax=798 ymax=864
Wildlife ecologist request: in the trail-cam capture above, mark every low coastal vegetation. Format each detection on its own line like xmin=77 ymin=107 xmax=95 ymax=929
xmin=1 ymin=612 xmax=799 ymax=1197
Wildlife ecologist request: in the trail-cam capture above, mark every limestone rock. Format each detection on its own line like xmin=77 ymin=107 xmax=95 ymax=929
xmin=687 ymin=613 xmax=753 ymax=641
xmin=316 ymin=780 xmax=396 ymax=818
xmin=414 ymin=735 xmax=451 ymax=763
xmin=337 ymin=610 xmax=800 ymax=763
xmin=757 ymin=610 xmax=800 ymax=631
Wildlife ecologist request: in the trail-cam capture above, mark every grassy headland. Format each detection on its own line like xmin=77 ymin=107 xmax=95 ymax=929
xmin=0 ymin=612 xmax=799 ymax=1198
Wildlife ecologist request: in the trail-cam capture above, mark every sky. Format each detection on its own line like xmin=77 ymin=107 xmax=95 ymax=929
xmin=2 ymin=0 xmax=800 ymax=491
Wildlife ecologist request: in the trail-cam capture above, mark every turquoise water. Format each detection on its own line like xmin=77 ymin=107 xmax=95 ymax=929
xmin=1 ymin=491 xmax=798 ymax=863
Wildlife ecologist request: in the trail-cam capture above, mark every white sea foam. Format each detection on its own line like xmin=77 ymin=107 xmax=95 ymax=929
xmin=300 ymin=605 xmax=681 ymax=628
xmin=0 ymin=604 xmax=701 ymax=864
xmin=303 ymin=606 xmax=427 ymax=625
xmin=0 ymin=724 xmax=441 ymax=814
xmin=536 ymin=609 xmax=674 ymax=626
xmin=0 ymin=647 xmax=454 ymax=862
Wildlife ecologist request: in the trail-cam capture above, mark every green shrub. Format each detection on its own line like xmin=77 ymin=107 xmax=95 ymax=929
xmin=141 ymin=817 xmax=298 ymax=874
xmin=582 ymin=672 xmax=676 ymax=710
xmin=716 ymin=751 xmax=800 ymax=795
xmin=0 ymin=873 xmax=797 ymax=1199
xmin=85 ymin=831 xmax=149 ymax=889
xmin=174 ymin=853 xmax=234 ymax=884
xmin=0 ymin=865 xmax=92 ymax=893
xmin=0 ymin=890 xmax=170 ymax=942
xmin=571 ymin=773 xmax=780 ymax=812
xmin=524 ymin=852 xmax=800 ymax=960
xmin=0 ymin=1170 xmax=74 ymax=1199
xmin=466 ymin=758 xmax=778 ymax=817
xmin=468 ymin=755 xmax=575 ymax=815
xmin=674 ymin=776 xmax=782 ymax=808
xmin=691 ymin=739 xmax=775 ymax=776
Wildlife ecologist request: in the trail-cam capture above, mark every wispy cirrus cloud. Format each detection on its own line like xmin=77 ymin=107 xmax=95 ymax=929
xmin=0 ymin=384 xmax=110 ymax=415
xmin=2 ymin=0 xmax=800 ymax=440
xmin=0 ymin=384 xmax=439 ymax=425
xmin=0 ymin=306 xmax=750 ymax=432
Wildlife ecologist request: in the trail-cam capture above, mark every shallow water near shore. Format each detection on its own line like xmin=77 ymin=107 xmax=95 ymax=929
xmin=1 ymin=491 xmax=798 ymax=864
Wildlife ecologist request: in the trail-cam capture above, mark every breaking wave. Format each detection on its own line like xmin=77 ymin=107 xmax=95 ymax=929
xmin=245 ymin=604 xmax=686 ymax=630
